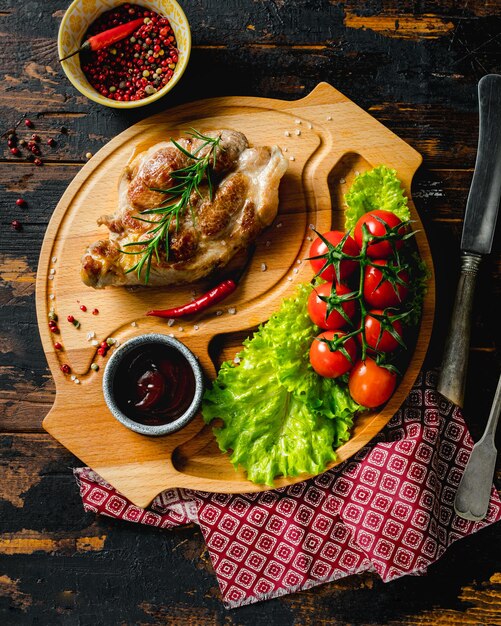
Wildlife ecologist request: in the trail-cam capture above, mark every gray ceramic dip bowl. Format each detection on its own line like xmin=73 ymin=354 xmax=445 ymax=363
xmin=102 ymin=333 xmax=204 ymax=436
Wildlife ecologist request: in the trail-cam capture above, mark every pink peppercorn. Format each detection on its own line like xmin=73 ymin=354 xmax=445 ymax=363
xmin=92 ymin=308 xmax=99 ymax=315
xmin=67 ymin=315 xmax=75 ymax=323
xmin=60 ymin=364 xmax=71 ymax=374
xmin=80 ymin=304 xmax=87 ymax=312
xmin=16 ymin=198 xmax=26 ymax=207
xmin=80 ymin=5 xmax=177 ymax=102
xmin=11 ymin=220 xmax=22 ymax=231
xmin=54 ymin=342 xmax=62 ymax=350
xmin=25 ymin=119 xmax=33 ymax=128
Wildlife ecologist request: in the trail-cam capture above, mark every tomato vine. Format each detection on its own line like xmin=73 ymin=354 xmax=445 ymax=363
xmin=309 ymin=217 xmax=418 ymax=374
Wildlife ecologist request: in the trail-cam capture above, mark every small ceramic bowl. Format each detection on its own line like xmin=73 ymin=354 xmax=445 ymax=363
xmin=103 ymin=333 xmax=204 ymax=436
xmin=58 ymin=0 xmax=191 ymax=109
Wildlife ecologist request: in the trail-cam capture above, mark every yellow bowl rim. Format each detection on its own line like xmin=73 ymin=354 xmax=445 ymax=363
xmin=57 ymin=0 xmax=192 ymax=109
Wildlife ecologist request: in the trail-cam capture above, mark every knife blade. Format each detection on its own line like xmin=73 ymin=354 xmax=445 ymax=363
xmin=461 ymin=74 xmax=501 ymax=254
xmin=438 ymin=74 xmax=501 ymax=407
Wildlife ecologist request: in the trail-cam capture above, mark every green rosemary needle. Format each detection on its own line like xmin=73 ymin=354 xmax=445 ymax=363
xmin=121 ymin=129 xmax=222 ymax=284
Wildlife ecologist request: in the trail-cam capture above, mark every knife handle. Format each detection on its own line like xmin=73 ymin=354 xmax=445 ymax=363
xmin=438 ymin=252 xmax=482 ymax=407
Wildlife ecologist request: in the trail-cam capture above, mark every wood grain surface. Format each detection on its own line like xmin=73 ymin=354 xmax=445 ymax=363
xmin=38 ymin=83 xmax=433 ymax=506
xmin=0 ymin=1 xmax=500 ymax=623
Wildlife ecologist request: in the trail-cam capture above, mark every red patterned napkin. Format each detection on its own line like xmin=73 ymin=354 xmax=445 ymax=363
xmin=75 ymin=370 xmax=501 ymax=608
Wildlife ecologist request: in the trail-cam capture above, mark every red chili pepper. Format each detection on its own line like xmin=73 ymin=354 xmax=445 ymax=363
xmin=59 ymin=18 xmax=144 ymax=62
xmin=147 ymin=279 xmax=237 ymax=319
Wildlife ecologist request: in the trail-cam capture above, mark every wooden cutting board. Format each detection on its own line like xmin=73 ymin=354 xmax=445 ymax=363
xmin=36 ymin=82 xmax=435 ymax=508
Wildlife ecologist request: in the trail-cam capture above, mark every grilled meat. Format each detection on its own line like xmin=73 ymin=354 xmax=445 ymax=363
xmin=81 ymin=129 xmax=288 ymax=288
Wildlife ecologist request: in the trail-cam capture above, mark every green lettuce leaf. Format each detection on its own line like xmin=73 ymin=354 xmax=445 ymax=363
xmin=256 ymin=284 xmax=359 ymax=424
xmin=202 ymin=284 xmax=360 ymax=485
xmin=202 ymin=165 xmax=422 ymax=486
xmin=344 ymin=165 xmax=410 ymax=232
xmin=202 ymin=350 xmax=337 ymax=486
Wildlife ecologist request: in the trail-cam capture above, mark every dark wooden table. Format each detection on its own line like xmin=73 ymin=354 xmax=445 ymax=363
xmin=1 ymin=1 xmax=501 ymax=623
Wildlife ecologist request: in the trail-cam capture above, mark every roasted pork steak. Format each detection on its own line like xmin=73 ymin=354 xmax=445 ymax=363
xmin=81 ymin=129 xmax=288 ymax=288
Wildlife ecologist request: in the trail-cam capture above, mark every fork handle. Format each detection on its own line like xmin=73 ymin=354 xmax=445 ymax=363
xmin=454 ymin=372 xmax=501 ymax=521
xmin=483 ymin=372 xmax=501 ymax=442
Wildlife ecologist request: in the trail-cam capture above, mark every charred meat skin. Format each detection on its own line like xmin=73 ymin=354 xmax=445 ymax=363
xmin=81 ymin=129 xmax=288 ymax=288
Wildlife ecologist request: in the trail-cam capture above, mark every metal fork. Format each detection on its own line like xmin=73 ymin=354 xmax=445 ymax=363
xmin=454 ymin=372 xmax=501 ymax=521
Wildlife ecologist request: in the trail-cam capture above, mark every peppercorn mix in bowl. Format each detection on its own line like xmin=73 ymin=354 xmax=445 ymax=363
xmin=58 ymin=0 xmax=191 ymax=108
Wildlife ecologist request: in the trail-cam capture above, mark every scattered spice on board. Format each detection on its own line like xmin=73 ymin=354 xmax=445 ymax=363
xmin=98 ymin=340 xmax=112 ymax=357
xmin=67 ymin=315 xmax=81 ymax=328
xmin=48 ymin=309 xmax=59 ymax=334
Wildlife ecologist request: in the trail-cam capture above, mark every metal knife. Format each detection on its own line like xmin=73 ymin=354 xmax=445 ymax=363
xmin=438 ymin=74 xmax=501 ymax=407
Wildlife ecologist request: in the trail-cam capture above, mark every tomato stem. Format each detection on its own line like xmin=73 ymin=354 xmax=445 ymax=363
xmin=311 ymin=218 xmax=418 ymax=372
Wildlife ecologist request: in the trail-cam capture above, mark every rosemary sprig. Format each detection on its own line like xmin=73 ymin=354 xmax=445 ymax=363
xmin=121 ymin=129 xmax=222 ymax=283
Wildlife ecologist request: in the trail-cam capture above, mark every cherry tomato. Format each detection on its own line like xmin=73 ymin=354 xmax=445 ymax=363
xmin=307 ymin=283 xmax=357 ymax=330
xmin=309 ymin=230 xmax=360 ymax=282
xmin=309 ymin=330 xmax=357 ymax=378
xmin=361 ymin=309 xmax=403 ymax=353
xmin=354 ymin=210 xmax=404 ymax=258
xmin=348 ymin=358 xmax=397 ymax=408
xmin=363 ymin=259 xmax=409 ymax=308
